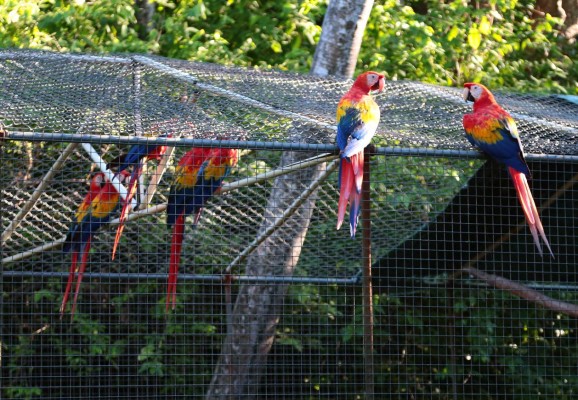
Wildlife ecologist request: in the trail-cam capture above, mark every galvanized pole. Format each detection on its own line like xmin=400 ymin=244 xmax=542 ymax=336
xmin=362 ymin=146 xmax=375 ymax=399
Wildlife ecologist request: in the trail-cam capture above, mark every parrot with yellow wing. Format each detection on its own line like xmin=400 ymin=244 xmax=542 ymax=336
xmin=61 ymin=170 xmax=130 ymax=318
xmin=336 ymin=71 xmax=385 ymax=237
xmin=462 ymin=82 xmax=553 ymax=257
xmin=166 ymin=146 xmax=239 ymax=310
xmin=109 ymin=134 xmax=170 ymax=260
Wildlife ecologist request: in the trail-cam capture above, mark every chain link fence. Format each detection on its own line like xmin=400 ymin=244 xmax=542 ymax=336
xmin=1 ymin=50 xmax=578 ymax=399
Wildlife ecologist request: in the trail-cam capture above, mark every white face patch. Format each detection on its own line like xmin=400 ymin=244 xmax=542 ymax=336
xmin=463 ymin=85 xmax=483 ymax=102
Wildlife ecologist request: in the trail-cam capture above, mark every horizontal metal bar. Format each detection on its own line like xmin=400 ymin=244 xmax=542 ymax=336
xmin=0 ymin=50 xmax=131 ymax=64
xmin=4 ymin=270 xmax=576 ymax=290
xmin=1 ymin=270 xmax=361 ymax=285
xmin=7 ymin=131 xmax=335 ymax=152
xmin=6 ymin=131 xmax=578 ymax=162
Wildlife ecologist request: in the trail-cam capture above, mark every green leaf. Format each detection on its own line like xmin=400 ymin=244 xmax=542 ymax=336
xmin=447 ymin=25 xmax=459 ymax=41
xmin=479 ymin=16 xmax=491 ymax=35
xmin=270 ymin=40 xmax=282 ymax=53
xmin=468 ymin=26 xmax=481 ymax=50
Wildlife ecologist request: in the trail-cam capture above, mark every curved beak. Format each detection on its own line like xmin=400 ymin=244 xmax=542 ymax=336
xmin=373 ymin=75 xmax=385 ymax=93
xmin=462 ymin=87 xmax=475 ymax=102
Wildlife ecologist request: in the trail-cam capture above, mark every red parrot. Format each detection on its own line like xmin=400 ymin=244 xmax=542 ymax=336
xmin=166 ymin=146 xmax=239 ymax=310
xmin=462 ymin=82 xmax=553 ymax=257
xmin=336 ymin=71 xmax=385 ymax=237
xmin=109 ymin=134 xmax=170 ymax=260
xmin=61 ymin=170 xmax=130 ymax=318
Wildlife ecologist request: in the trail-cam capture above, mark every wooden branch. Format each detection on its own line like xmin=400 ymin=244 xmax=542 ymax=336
xmin=1 ymin=142 xmax=79 ymax=245
xmin=455 ymin=267 xmax=578 ymax=318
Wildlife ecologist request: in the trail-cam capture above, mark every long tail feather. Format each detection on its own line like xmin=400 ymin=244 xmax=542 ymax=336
xmin=509 ymin=167 xmax=554 ymax=257
xmin=520 ymin=173 xmax=554 ymax=258
xmin=349 ymin=190 xmax=361 ymax=238
xmin=337 ymin=159 xmax=353 ymax=230
xmin=167 ymin=214 xmax=185 ymax=311
xmin=70 ymin=238 xmax=91 ymax=319
xmin=111 ymin=167 xmax=141 ymax=260
xmin=351 ymin=152 xmax=364 ymax=193
xmin=60 ymin=251 xmax=78 ymax=317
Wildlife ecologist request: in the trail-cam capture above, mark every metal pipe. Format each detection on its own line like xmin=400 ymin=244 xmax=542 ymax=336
xmin=80 ymin=143 xmax=137 ymax=208
xmin=0 ymin=50 xmax=131 ymax=64
xmin=7 ymin=131 xmax=578 ymax=162
xmin=0 ymin=270 xmax=360 ymax=285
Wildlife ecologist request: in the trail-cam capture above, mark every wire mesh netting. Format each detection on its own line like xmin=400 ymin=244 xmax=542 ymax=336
xmin=2 ymin=49 xmax=578 ymax=399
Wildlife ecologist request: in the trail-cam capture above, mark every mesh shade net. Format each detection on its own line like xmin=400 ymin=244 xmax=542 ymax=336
xmin=1 ymin=49 xmax=578 ymax=399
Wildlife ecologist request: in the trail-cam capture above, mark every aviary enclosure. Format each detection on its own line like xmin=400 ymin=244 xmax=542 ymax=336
xmin=1 ymin=50 xmax=578 ymax=399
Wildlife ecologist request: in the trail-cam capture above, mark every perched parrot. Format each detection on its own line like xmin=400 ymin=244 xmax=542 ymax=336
xmin=61 ymin=170 xmax=130 ymax=318
xmin=109 ymin=134 xmax=170 ymax=260
xmin=166 ymin=146 xmax=239 ymax=311
xmin=336 ymin=71 xmax=385 ymax=237
xmin=462 ymin=82 xmax=554 ymax=257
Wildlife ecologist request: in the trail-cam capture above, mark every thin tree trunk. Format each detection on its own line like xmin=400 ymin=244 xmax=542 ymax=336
xmin=134 ymin=0 xmax=155 ymax=40
xmin=536 ymin=0 xmax=578 ymax=41
xmin=205 ymin=1 xmax=374 ymax=398
xmin=311 ymin=0 xmax=375 ymax=78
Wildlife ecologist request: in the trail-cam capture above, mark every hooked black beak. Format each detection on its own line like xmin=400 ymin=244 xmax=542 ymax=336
xmin=462 ymin=87 xmax=476 ymax=103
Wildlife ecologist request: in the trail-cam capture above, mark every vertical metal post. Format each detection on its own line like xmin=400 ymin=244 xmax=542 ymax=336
xmin=0 ymin=136 xmax=4 ymax=368
xmin=362 ymin=146 xmax=374 ymax=399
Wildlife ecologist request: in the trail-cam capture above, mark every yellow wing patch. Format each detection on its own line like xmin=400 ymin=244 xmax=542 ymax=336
xmin=336 ymin=96 xmax=379 ymax=124
xmin=91 ymin=193 xmax=120 ymax=219
xmin=174 ymin=164 xmax=200 ymax=188
xmin=466 ymin=118 xmax=505 ymax=145
xmin=203 ymin=164 xmax=227 ymax=180
xmin=75 ymin=203 xmax=90 ymax=224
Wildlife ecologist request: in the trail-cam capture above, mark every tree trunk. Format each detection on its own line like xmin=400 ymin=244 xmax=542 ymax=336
xmin=205 ymin=1 xmax=375 ymax=398
xmin=536 ymin=0 xmax=578 ymax=41
xmin=134 ymin=0 xmax=155 ymax=40
xmin=311 ymin=0 xmax=375 ymax=78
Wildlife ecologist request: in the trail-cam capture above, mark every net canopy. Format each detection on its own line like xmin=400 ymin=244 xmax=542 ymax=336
xmin=1 ymin=49 xmax=578 ymax=282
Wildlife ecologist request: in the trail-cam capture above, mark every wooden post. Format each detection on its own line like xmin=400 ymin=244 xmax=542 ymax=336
xmin=362 ymin=145 xmax=375 ymax=400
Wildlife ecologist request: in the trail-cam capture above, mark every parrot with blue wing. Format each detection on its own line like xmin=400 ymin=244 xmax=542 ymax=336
xmin=61 ymin=170 xmax=130 ymax=318
xmin=109 ymin=133 xmax=171 ymax=260
xmin=336 ymin=71 xmax=385 ymax=237
xmin=462 ymin=82 xmax=553 ymax=257
xmin=166 ymin=146 xmax=239 ymax=311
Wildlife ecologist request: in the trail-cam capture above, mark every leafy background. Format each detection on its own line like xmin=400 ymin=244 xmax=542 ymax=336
xmin=2 ymin=1 xmax=578 ymax=399
xmin=0 ymin=0 xmax=576 ymax=93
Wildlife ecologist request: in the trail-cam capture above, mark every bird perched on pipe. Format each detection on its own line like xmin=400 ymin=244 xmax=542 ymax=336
xmin=166 ymin=146 xmax=239 ymax=311
xmin=336 ymin=71 xmax=385 ymax=238
xmin=108 ymin=133 xmax=171 ymax=260
xmin=61 ymin=170 xmax=131 ymax=318
xmin=462 ymin=82 xmax=553 ymax=257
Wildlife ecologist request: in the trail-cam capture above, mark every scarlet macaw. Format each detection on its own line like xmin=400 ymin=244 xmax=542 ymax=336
xmin=109 ymin=134 xmax=170 ymax=260
xmin=336 ymin=71 xmax=385 ymax=237
xmin=462 ymin=82 xmax=553 ymax=257
xmin=61 ymin=170 xmax=130 ymax=318
xmin=166 ymin=146 xmax=239 ymax=310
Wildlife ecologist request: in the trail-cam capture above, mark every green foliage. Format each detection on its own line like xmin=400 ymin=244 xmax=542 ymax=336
xmin=362 ymin=0 xmax=577 ymax=93
xmin=0 ymin=0 xmax=575 ymax=92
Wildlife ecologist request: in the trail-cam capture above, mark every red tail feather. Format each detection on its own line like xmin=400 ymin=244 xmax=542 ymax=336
xmin=112 ymin=168 xmax=141 ymax=260
xmin=167 ymin=214 xmax=185 ymax=311
xmin=60 ymin=251 xmax=78 ymax=317
xmin=337 ymin=159 xmax=354 ymax=230
xmin=70 ymin=238 xmax=91 ymax=319
xmin=509 ymin=167 xmax=554 ymax=257
xmin=351 ymin=152 xmax=364 ymax=193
